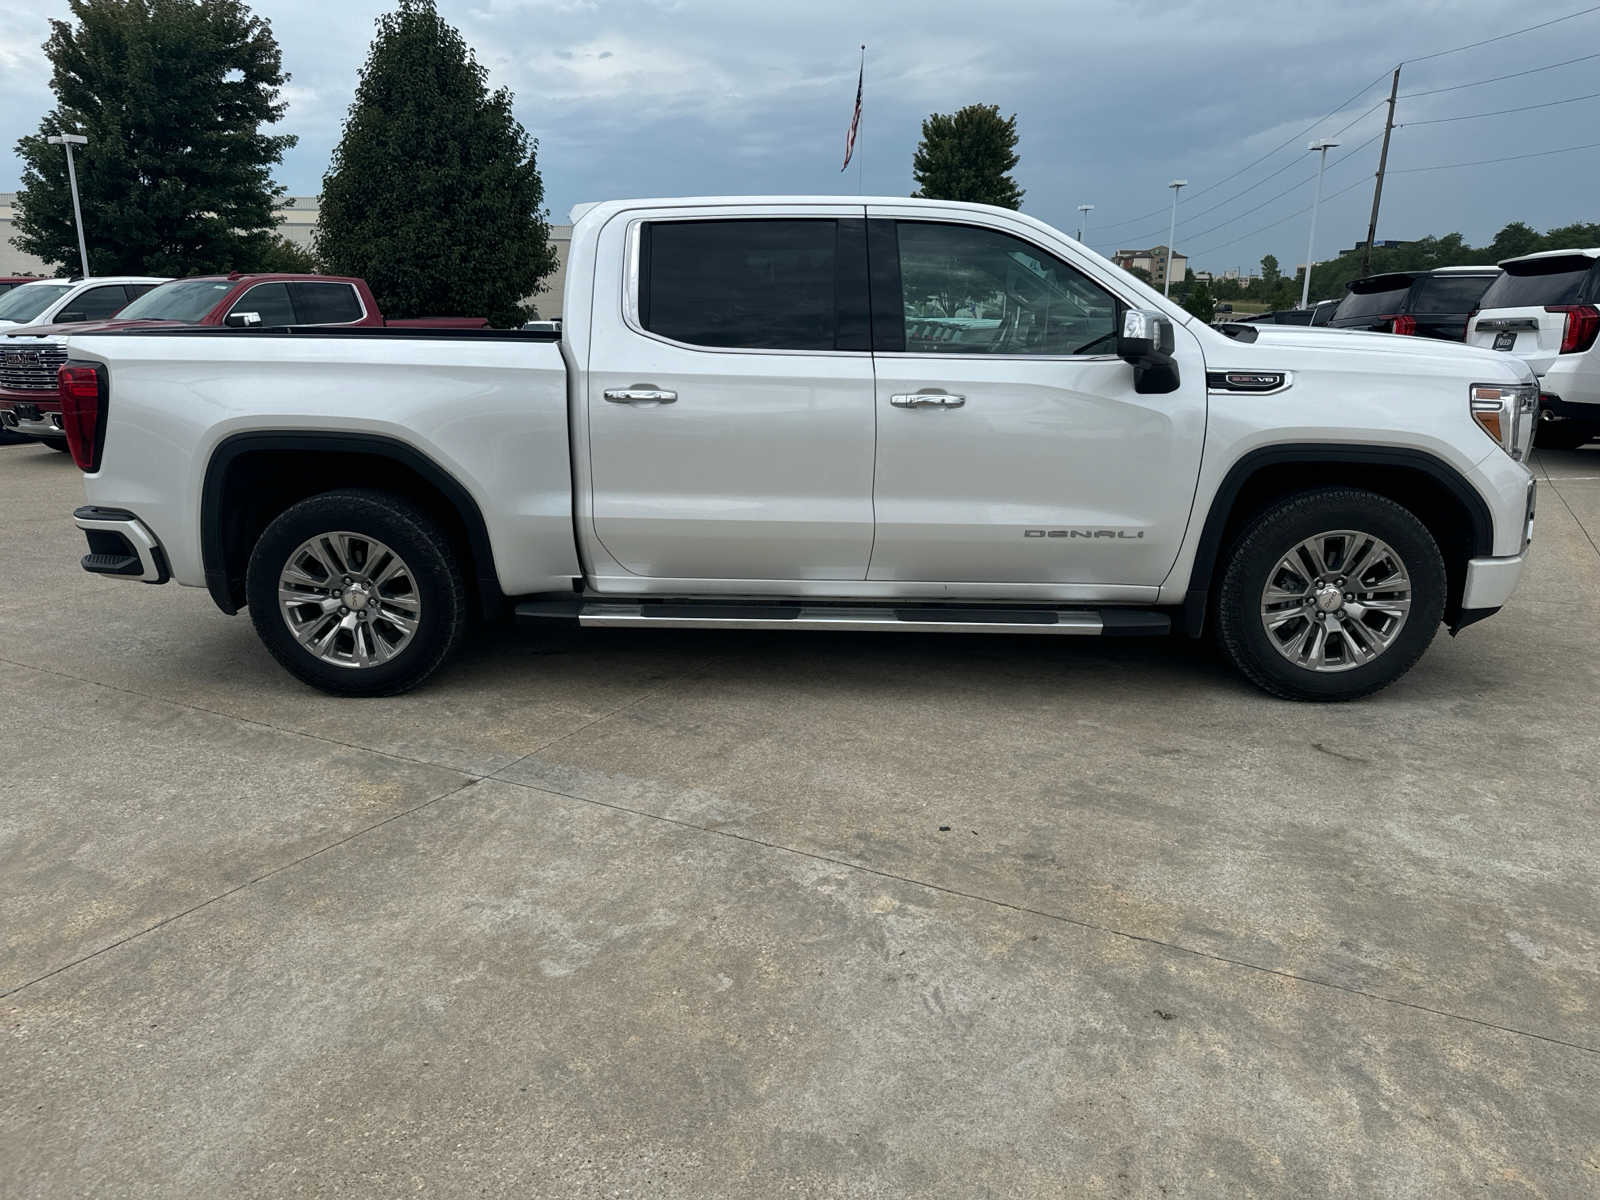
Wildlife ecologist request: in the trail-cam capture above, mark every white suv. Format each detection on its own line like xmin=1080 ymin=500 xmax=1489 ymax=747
xmin=1465 ymin=249 xmax=1600 ymax=449
xmin=0 ymin=275 xmax=168 ymax=331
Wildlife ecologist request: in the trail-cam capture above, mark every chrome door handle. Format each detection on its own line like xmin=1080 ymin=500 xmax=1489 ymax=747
xmin=890 ymin=392 xmax=966 ymax=409
xmin=604 ymin=387 xmax=678 ymax=405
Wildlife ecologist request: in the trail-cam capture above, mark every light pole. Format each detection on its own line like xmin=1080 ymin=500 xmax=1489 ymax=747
xmin=1300 ymin=138 xmax=1338 ymax=310
xmin=1076 ymin=203 xmax=1094 ymax=244
xmin=46 ymin=133 xmax=90 ymax=279
xmin=1165 ymin=180 xmax=1186 ymax=297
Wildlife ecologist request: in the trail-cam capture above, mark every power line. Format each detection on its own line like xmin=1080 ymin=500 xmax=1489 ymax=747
xmin=1399 ymin=51 xmax=1600 ymax=98
xmin=1402 ymin=3 xmax=1600 ymax=64
xmin=1403 ymin=90 xmax=1600 ymax=126
xmin=1189 ymin=176 xmax=1371 ymax=259
xmin=1388 ymin=139 xmax=1600 ymax=174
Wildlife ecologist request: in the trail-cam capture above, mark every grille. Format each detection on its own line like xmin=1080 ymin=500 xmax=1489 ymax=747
xmin=0 ymin=342 xmax=68 ymax=391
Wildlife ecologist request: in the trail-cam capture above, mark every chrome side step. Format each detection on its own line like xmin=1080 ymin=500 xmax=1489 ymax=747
xmin=515 ymin=598 xmax=1172 ymax=637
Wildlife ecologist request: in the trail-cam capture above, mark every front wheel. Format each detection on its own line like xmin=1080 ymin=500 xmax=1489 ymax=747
xmin=246 ymin=489 xmax=467 ymax=696
xmin=1215 ymin=488 xmax=1446 ymax=701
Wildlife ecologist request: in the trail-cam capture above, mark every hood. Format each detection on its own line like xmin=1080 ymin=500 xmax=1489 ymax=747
xmin=4 ymin=317 xmax=185 ymax=338
xmin=1211 ymin=323 xmax=1537 ymax=386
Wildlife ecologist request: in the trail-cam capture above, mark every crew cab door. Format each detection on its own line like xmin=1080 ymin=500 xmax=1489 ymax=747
xmin=864 ymin=210 xmax=1207 ymax=588
xmin=583 ymin=207 xmax=876 ymax=582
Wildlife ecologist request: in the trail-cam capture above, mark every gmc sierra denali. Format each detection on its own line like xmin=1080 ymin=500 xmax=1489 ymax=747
xmin=55 ymin=196 xmax=1538 ymax=700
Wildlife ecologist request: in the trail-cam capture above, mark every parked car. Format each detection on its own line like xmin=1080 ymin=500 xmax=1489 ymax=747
xmin=1329 ymin=267 xmax=1500 ymax=341
xmin=0 ymin=275 xmax=166 ymax=332
xmin=58 ymin=196 xmax=1535 ymax=702
xmin=0 ymin=276 xmax=41 ymax=297
xmin=1234 ymin=301 xmax=1338 ymax=327
xmin=1464 ymin=248 xmax=1600 ymax=449
xmin=0 ymin=273 xmax=486 ymax=448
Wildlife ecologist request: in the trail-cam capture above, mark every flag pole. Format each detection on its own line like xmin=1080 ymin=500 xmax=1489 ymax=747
xmin=856 ymin=44 xmax=865 ymax=196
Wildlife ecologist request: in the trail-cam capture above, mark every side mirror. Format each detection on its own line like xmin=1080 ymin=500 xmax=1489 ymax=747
xmin=56 ymin=311 xmax=85 ymax=324
xmin=224 ymin=311 xmax=261 ymax=328
xmin=1117 ymin=308 xmax=1181 ymax=395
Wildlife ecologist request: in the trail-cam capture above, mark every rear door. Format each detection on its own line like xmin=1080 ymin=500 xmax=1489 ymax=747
xmin=863 ymin=210 xmax=1206 ymax=589
xmin=1467 ymin=256 xmax=1597 ymax=372
xmin=1330 ymin=275 xmax=1413 ymax=331
xmin=584 ymin=206 xmax=876 ymax=582
xmin=1404 ymin=272 xmax=1498 ymax=341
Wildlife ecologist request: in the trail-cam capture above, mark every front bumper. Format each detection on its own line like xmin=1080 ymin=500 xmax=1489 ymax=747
xmin=0 ymin=403 xmax=65 ymax=439
xmin=73 ymin=506 xmax=170 ymax=584
xmin=1462 ymin=552 xmax=1527 ymax=611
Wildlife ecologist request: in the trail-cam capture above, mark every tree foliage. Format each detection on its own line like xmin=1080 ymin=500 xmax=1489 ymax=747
xmin=12 ymin=0 xmax=295 ymax=276
xmin=1182 ymin=280 xmax=1215 ymax=322
xmin=316 ymin=0 xmax=556 ymax=327
xmin=911 ymin=104 xmax=1024 ymax=210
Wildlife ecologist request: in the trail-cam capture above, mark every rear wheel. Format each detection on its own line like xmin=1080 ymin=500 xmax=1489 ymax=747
xmin=1216 ymin=488 xmax=1446 ymax=701
xmin=246 ymin=489 xmax=467 ymax=696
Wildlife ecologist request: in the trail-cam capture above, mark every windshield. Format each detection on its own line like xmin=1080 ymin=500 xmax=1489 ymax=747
xmin=0 ymin=282 xmax=71 ymax=323
xmin=1334 ymin=285 xmax=1409 ymax=321
xmin=1478 ymin=257 xmax=1593 ymax=309
xmin=115 ymin=278 xmax=234 ymax=322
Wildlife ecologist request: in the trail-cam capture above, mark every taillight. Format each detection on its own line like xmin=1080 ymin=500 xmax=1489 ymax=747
xmin=1390 ymin=314 xmax=1417 ymax=336
xmin=1546 ymin=305 xmax=1600 ymax=355
xmin=57 ymin=362 xmax=106 ymax=472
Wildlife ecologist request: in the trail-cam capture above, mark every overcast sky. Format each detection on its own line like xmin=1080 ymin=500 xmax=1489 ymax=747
xmin=0 ymin=0 xmax=1596 ymax=273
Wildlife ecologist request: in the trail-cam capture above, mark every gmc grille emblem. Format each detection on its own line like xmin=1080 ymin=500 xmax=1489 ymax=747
xmin=3 ymin=350 xmax=42 ymax=366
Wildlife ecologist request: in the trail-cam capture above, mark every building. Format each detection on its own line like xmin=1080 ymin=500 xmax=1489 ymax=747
xmin=1113 ymin=245 xmax=1188 ymax=291
xmin=3 ymin=190 xmax=574 ymax=316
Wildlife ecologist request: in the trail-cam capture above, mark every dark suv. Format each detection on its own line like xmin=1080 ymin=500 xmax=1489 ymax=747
xmin=1329 ymin=266 xmax=1500 ymax=341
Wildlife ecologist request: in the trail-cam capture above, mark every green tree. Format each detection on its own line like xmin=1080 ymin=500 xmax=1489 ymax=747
xmin=1485 ymin=222 xmax=1541 ymax=261
xmin=1259 ymin=254 xmax=1281 ymax=286
xmin=316 ymin=0 xmax=556 ymax=327
xmin=1183 ymin=280 xmax=1215 ymax=322
xmin=12 ymin=0 xmax=295 ymax=276
xmin=911 ymin=104 xmax=1024 ymax=210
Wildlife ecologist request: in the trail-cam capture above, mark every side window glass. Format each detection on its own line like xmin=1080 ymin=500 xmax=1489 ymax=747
xmin=62 ymin=285 xmax=133 ymax=322
xmin=640 ymin=219 xmax=841 ymax=351
xmin=229 ymin=283 xmax=296 ymax=327
xmin=124 ymin=283 xmax=159 ymax=301
xmin=896 ymin=222 xmax=1118 ymax=355
xmin=289 ymin=282 xmax=363 ymax=324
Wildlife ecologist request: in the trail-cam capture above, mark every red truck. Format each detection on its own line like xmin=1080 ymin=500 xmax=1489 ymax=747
xmin=0 ymin=273 xmax=485 ymax=448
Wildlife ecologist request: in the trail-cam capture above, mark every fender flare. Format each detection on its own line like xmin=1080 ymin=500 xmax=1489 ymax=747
xmin=1180 ymin=443 xmax=1495 ymax=636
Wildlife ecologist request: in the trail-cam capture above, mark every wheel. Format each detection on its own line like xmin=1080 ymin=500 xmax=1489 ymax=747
xmin=1534 ymin=421 xmax=1594 ymax=450
xmin=1215 ymin=488 xmax=1447 ymax=701
xmin=246 ymin=489 xmax=467 ymax=696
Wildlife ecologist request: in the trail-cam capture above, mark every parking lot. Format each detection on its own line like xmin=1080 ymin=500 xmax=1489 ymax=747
xmin=1 ymin=440 xmax=1596 ymax=1197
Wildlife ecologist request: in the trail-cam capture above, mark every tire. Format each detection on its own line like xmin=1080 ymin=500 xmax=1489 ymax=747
xmin=1215 ymin=488 xmax=1447 ymax=701
xmin=246 ymin=489 xmax=467 ymax=696
xmin=1534 ymin=421 xmax=1594 ymax=450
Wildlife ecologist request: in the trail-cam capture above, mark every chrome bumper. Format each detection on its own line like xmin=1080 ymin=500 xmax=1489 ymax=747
xmin=0 ymin=406 xmax=64 ymax=437
xmin=73 ymin=506 xmax=170 ymax=584
xmin=1461 ymin=552 xmax=1526 ymax=611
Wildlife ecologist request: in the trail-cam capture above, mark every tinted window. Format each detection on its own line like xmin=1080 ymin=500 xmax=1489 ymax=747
xmin=118 ymin=278 xmax=235 ymax=322
xmin=0 ymin=283 xmax=18 ymax=296
xmin=1334 ymin=285 xmax=1410 ymax=321
xmin=1409 ymin=274 xmax=1496 ymax=314
xmin=229 ymin=282 xmax=296 ymax=326
xmin=0 ymin=282 xmax=71 ymax=322
xmin=640 ymin=219 xmax=843 ymax=351
xmin=124 ymin=283 xmax=160 ymax=301
xmin=58 ymin=285 xmax=132 ymax=322
xmin=895 ymin=222 xmax=1117 ymax=355
xmin=1478 ymin=257 xmax=1593 ymax=308
xmin=290 ymin=282 xmax=363 ymax=324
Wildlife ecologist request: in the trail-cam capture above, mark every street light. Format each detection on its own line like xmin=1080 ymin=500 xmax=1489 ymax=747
xmin=1077 ymin=203 xmax=1094 ymax=244
xmin=1165 ymin=180 xmax=1187 ymax=297
xmin=1300 ymin=138 xmax=1338 ymax=310
xmin=46 ymin=133 xmax=90 ymax=279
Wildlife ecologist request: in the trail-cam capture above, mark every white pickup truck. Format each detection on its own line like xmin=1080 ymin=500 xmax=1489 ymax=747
xmin=57 ymin=196 xmax=1537 ymax=700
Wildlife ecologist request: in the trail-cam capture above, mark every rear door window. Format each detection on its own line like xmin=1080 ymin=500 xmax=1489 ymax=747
xmin=1408 ymin=275 xmax=1497 ymax=313
xmin=638 ymin=219 xmax=864 ymax=351
xmin=1334 ymin=284 xmax=1410 ymax=321
xmin=228 ymin=282 xmax=297 ymax=326
xmin=60 ymin=285 xmax=133 ymax=322
xmin=289 ymin=282 xmax=364 ymax=325
xmin=1478 ymin=257 xmax=1594 ymax=308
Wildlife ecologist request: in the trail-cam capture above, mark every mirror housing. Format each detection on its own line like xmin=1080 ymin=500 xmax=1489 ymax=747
xmin=1117 ymin=308 xmax=1180 ymax=395
xmin=55 ymin=311 xmax=85 ymax=324
xmin=223 ymin=311 xmax=261 ymax=328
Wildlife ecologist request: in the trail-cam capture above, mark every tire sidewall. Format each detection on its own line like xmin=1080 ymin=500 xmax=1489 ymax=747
xmin=1220 ymin=492 xmax=1446 ymax=700
xmin=246 ymin=492 xmax=462 ymax=695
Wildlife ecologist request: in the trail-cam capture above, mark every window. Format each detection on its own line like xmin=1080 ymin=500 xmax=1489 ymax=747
xmin=1478 ymin=257 xmax=1594 ymax=309
xmin=1335 ymin=278 xmax=1413 ymax=321
xmin=639 ymin=219 xmax=856 ymax=351
xmin=118 ymin=279 xmax=235 ymax=322
xmin=290 ymin=282 xmax=363 ymax=324
xmin=124 ymin=282 xmax=160 ymax=301
xmin=58 ymin=285 xmax=133 ymax=322
xmin=1409 ymin=274 xmax=1496 ymax=314
xmin=0 ymin=282 xmax=70 ymax=322
xmin=228 ymin=282 xmax=296 ymax=326
xmin=893 ymin=222 xmax=1118 ymax=355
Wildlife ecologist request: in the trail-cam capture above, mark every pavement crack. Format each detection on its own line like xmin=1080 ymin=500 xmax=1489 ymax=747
xmin=485 ymin=770 xmax=1600 ymax=1058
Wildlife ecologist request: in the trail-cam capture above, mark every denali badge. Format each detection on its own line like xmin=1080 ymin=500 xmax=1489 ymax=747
xmin=1024 ymin=529 xmax=1145 ymax=539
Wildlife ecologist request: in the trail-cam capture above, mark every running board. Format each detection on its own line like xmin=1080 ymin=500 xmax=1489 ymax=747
xmin=515 ymin=598 xmax=1170 ymax=637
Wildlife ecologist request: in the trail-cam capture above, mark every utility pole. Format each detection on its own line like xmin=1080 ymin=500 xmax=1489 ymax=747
xmin=1077 ymin=203 xmax=1094 ymax=243
xmin=1360 ymin=66 xmax=1400 ymax=279
xmin=1165 ymin=180 xmax=1186 ymax=297
xmin=1301 ymin=139 xmax=1338 ymax=309
xmin=46 ymin=133 xmax=90 ymax=278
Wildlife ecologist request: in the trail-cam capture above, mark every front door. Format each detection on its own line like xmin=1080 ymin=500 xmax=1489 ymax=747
xmin=865 ymin=212 xmax=1207 ymax=589
xmin=585 ymin=209 xmax=877 ymax=582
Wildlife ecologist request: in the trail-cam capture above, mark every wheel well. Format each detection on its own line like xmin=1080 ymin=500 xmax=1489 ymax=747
xmin=1183 ymin=452 xmax=1492 ymax=636
xmin=202 ymin=434 xmax=502 ymax=617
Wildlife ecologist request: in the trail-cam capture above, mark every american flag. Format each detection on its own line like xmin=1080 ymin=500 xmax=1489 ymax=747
xmin=841 ymin=49 xmax=863 ymax=171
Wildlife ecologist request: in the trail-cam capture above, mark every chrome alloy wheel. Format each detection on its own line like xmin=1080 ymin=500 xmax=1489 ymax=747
xmin=277 ymin=531 xmax=421 ymax=669
xmin=1259 ymin=529 xmax=1411 ymax=673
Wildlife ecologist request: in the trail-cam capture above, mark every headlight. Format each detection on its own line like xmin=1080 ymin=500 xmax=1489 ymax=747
xmin=1470 ymin=382 xmax=1538 ymax=461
